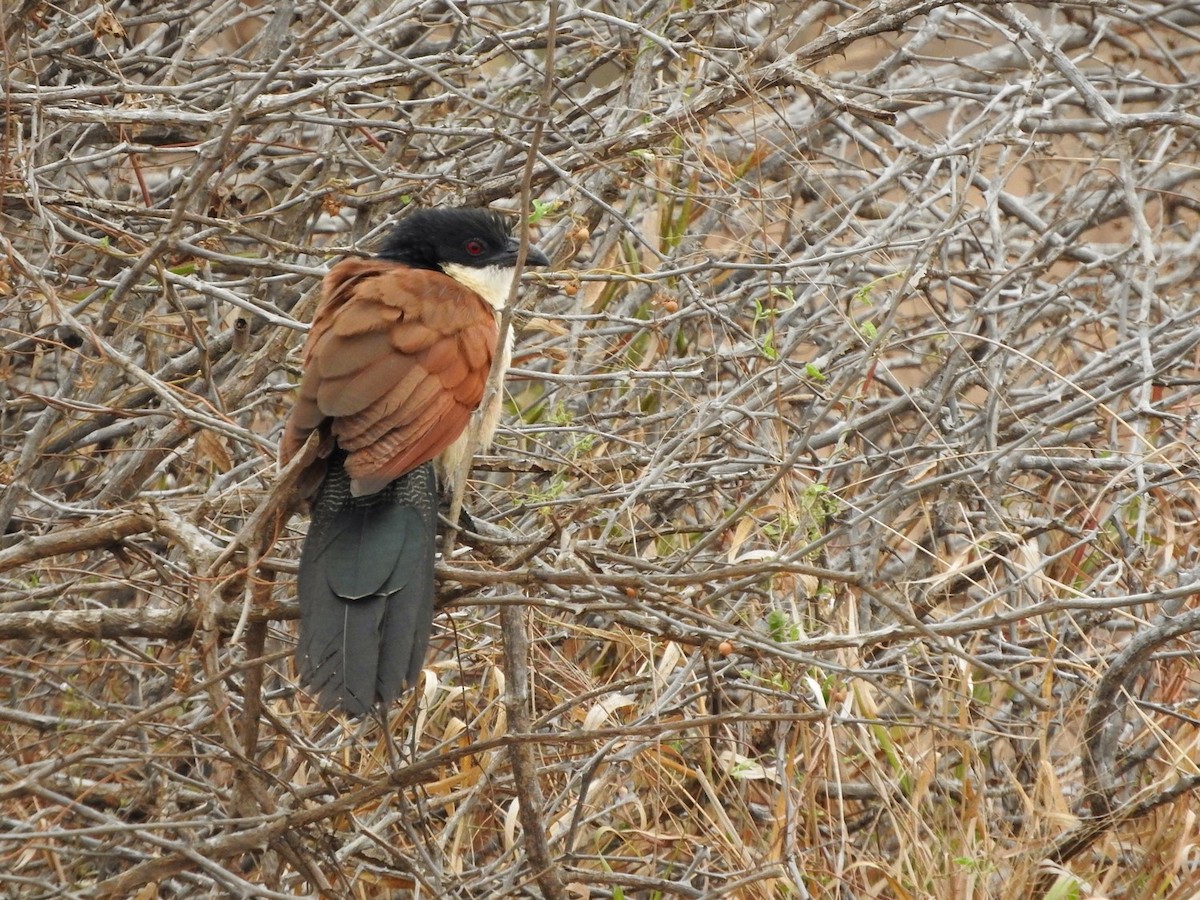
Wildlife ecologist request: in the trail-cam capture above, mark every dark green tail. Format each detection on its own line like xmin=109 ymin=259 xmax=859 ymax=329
xmin=296 ymin=452 xmax=436 ymax=715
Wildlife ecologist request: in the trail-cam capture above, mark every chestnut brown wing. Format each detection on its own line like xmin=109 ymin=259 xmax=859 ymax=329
xmin=281 ymin=257 xmax=497 ymax=496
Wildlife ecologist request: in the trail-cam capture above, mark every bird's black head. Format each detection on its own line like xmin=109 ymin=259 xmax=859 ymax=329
xmin=377 ymin=208 xmax=550 ymax=271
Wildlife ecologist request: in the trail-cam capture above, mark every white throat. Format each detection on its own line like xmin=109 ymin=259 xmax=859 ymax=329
xmin=441 ymin=263 xmax=517 ymax=311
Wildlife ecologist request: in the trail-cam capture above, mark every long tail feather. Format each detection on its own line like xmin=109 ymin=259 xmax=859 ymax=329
xmin=296 ymin=452 xmax=436 ymax=715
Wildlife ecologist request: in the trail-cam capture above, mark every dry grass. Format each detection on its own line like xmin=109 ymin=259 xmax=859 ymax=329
xmin=4 ymin=1 xmax=1200 ymax=897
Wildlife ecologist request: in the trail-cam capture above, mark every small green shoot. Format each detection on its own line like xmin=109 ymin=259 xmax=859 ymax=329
xmin=1043 ymin=875 xmax=1082 ymax=900
xmin=529 ymin=198 xmax=561 ymax=224
xmin=767 ymin=608 xmax=800 ymax=643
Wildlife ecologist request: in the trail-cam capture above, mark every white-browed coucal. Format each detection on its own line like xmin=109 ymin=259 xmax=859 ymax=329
xmin=280 ymin=208 xmax=550 ymax=714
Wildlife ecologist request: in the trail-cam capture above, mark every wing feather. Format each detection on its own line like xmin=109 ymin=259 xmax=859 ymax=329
xmin=280 ymin=257 xmax=498 ymax=496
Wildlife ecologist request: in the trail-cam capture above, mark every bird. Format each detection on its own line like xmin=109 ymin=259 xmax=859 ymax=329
xmin=279 ymin=207 xmax=550 ymax=715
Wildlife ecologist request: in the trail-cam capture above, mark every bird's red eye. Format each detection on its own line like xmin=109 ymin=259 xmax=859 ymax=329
xmin=465 ymin=239 xmax=484 ymax=256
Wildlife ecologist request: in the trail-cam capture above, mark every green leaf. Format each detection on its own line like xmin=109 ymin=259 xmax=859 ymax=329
xmin=529 ymin=198 xmax=561 ymax=224
xmin=767 ymin=609 xmax=799 ymax=643
xmin=1043 ymin=875 xmax=1081 ymax=900
xmin=760 ymin=331 xmax=777 ymax=360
